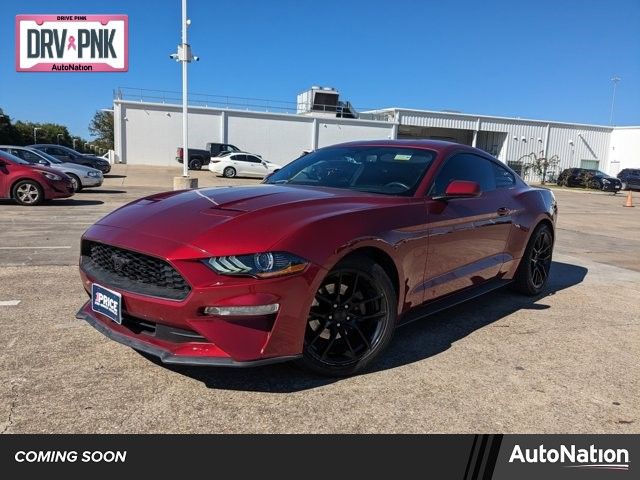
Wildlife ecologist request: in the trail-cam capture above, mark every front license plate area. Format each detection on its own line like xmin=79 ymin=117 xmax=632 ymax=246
xmin=91 ymin=283 xmax=122 ymax=324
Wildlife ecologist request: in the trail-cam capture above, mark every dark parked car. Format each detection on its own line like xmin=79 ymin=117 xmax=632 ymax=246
xmin=557 ymin=168 xmax=622 ymax=192
xmin=617 ymin=168 xmax=640 ymax=191
xmin=77 ymin=140 xmax=557 ymax=376
xmin=176 ymin=142 xmax=241 ymax=170
xmin=0 ymin=150 xmax=74 ymax=205
xmin=29 ymin=144 xmax=111 ymax=174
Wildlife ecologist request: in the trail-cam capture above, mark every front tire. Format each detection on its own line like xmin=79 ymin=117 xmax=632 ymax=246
xmin=512 ymin=224 xmax=554 ymax=296
xmin=298 ymin=256 xmax=397 ymax=377
xmin=68 ymin=174 xmax=82 ymax=192
xmin=12 ymin=180 xmax=44 ymax=206
xmin=223 ymin=167 xmax=236 ymax=178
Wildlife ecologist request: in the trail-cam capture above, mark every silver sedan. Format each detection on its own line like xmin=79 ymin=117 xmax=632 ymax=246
xmin=0 ymin=146 xmax=103 ymax=192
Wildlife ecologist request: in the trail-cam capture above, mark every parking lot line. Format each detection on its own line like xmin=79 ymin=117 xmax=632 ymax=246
xmin=0 ymin=246 xmax=71 ymax=250
xmin=0 ymin=300 xmax=21 ymax=306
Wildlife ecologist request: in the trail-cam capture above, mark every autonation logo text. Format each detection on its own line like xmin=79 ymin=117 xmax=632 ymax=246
xmin=510 ymin=444 xmax=630 ymax=471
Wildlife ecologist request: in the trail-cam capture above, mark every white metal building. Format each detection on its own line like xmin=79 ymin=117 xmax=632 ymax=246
xmin=113 ymin=87 xmax=640 ymax=180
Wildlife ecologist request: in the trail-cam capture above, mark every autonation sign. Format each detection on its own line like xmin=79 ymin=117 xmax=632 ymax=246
xmin=16 ymin=14 xmax=128 ymax=72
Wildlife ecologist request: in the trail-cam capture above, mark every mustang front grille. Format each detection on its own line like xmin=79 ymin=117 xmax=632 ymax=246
xmin=81 ymin=241 xmax=190 ymax=300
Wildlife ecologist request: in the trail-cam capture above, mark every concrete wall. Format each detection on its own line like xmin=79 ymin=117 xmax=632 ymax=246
xmin=114 ymin=100 xmax=396 ymax=166
xmin=609 ymin=127 xmax=640 ymax=175
xmin=114 ymin=100 xmax=639 ymax=180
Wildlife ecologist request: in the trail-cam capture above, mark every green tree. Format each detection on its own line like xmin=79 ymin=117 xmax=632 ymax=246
xmin=88 ymin=110 xmax=114 ymax=150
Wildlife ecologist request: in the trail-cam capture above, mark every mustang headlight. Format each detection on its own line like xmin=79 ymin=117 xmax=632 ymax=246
xmin=204 ymin=252 xmax=308 ymax=278
xmin=87 ymin=171 xmax=101 ymax=178
xmin=40 ymin=171 xmax=62 ymax=181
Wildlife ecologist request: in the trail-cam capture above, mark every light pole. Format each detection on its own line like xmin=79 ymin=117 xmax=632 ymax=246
xmin=57 ymin=133 xmax=63 ymax=144
xmin=73 ymin=138 xmax=78 ymax=150
xmin=609 ymin=76 xmax=621 ymax=125
xmin=33 ymin=127 xmax=42 ymax=144
xmin=169 ymin=0 xmax=199 ymax=188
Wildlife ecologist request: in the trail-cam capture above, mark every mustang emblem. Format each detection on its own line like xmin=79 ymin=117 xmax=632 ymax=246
xmin=111 ymin=253 xmax=130 ymax=272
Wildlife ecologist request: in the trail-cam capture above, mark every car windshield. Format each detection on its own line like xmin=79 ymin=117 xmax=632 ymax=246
xmin=265 ymin=146 xmax=436 ymax=196
xmin=0 ymin=150 xmax=29 ymax=165
xmin=31 ymin=149 xmax=63 ymax=164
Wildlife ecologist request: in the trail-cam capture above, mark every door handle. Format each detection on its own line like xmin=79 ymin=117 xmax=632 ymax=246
xmin=497 ymin=207 xmax=510 ymax=216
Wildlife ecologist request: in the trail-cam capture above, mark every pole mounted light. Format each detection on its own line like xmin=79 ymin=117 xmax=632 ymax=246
xmin=33 ymin=127 xmax=42 ymax=144
xmin=169 ymin=0 xmax=199 ymax=180
xmin=609 ymin=76 xmax=621 ymax=125
xmin=57 ymin=133 xmax=63 ymax=144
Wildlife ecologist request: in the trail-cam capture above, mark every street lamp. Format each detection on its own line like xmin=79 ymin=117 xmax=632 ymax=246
xmin=33 ymin=127 xmax=42 ymax=143
xmin=72 ymin=138 xmax=78 ymax=150
xmin=169 ymin=0 xmax=199 ymax=184
xmin=57 ymin=133 xmax=63 ymax=144
xmin=609 ymin=76 xmax=621 ymax=125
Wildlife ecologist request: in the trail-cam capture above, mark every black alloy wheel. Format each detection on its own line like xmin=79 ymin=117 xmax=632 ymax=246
xmin=512 ymin=224 xmax=553 ymax=296
xmin=299 ymin=256 xmax=396 ymax=376
xmin=189 ymin=158 xmax=203 ymax=170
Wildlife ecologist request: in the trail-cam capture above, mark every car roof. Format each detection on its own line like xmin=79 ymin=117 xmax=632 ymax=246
xmin=327 ymin=139 xmax=488 ymax=155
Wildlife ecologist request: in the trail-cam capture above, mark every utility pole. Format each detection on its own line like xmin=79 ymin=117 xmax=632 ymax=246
xmin=33 ymin=127 xmax=42 ymax=144
xmin=609 ymin=76 xmax=621 ymax=125
xmin=170 ymin=0 xmax=199 ymax=190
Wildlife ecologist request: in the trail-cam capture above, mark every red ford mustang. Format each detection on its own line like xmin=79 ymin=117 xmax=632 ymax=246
xmin=77 ymin=140 xmax=556 ymax=376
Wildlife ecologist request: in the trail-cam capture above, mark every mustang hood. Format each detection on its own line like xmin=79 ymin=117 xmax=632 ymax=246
xmin=93 ymin=185 xmax=397 ymax=256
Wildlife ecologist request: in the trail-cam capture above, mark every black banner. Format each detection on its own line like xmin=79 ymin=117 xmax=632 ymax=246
xmin=0 ymin=435 xmax=636 ymax=479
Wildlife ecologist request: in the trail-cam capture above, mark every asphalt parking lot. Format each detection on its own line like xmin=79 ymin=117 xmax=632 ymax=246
xmin=1 ymin=165 xmax=638 ymax=433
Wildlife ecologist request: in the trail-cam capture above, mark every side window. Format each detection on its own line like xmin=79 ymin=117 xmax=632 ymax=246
xmin=247 ymin=155 xmax=262 ymax=163
xmin=48 ymin=147 xmax=65 ymax=156
xmin=430 ymin=154 xmax=496 ymax=196
xmin=22 ymin=150 xmax=44 ymax=162
xmin=227 ymin=145 xmax=239 ymax=152
xmin=492 ymin=161 xmax=515 ymax=188
xmin=234 ymin=154 xmax=247 ymax=162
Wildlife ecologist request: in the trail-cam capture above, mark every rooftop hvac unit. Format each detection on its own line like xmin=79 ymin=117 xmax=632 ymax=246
xmin=297 ymin=86 xmax=340 ymax=115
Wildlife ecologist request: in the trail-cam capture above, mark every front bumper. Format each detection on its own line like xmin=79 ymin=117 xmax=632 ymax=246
xmin=76 ymin=304 xmax=300 ymax=366
xmin=602 ymin=182 xmax=622 ymax=192
xmin=82 ymin=176 xmax=103 ymax=188
xmin=78 ymin=227 xmax=326 ymax=365
xmin=44 ymin=178 xmax=74 ymax=199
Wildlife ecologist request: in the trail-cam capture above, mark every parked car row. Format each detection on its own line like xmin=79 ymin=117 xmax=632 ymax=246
xmin=557 ymin=168 xmax=623 ymax=192
xmin=0 ymin=142 xmax=113 ymax=205
xmin=0 ymin=146 xmax=103 ymax=192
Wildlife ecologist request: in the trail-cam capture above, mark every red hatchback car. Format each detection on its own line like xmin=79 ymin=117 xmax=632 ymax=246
xmin=77 ymin=140 xmax=557 ymax=376
xmin=0 ymin=150 xmax=74 ymax=205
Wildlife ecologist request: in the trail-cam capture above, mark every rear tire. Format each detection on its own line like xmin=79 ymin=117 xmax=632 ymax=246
xmin=189 ymin=158 xmax=203 ymax=170
xmin=12 ymin=180 xmax=44 ymax=206
xmin=297 ymin=255 xmax=397 ymax=377
xmin=511 ymin=223 xmax=554 ymax=296
xmin=223 ymin=167 xmax=236 ymax=178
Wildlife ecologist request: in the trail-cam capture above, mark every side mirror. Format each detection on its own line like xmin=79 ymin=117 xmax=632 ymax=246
xmin=434 ymin=180 xmax=481 ymax=200
xmin=38 ymin=159 xmax=49 ymax=166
